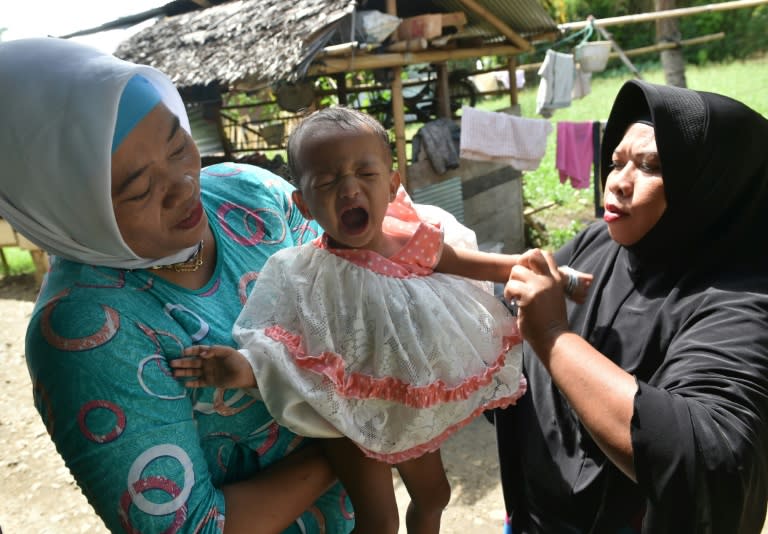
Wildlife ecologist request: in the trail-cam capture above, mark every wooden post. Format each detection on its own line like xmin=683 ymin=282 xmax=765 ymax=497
xmin=435 ymin=62 xmax=451 ymax=118
xmin=385 ymin=0 xmax=407 ymax=186
xmin=507 ymin=56 xmax=518 ymax=107
xmin=391 ymin=68 xmax=408 ymax=187
xmin=334 ymin=73 xmax=348 ymax=106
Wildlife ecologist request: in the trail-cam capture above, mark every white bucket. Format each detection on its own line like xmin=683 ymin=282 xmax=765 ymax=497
xmin=574 ymin=41 xmax=612 ymax=72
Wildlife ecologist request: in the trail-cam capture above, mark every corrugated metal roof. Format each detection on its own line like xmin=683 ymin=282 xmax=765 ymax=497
xmin=434 ymin=0 xmax=558 ymax=37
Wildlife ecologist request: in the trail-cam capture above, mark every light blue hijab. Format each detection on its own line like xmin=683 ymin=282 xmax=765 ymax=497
xmin=0 ymin=37 xmax=197 ymax=269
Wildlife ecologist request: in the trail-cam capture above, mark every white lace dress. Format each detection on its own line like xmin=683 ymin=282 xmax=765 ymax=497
xmin=234 ymin=189 xmax=525 ymax=463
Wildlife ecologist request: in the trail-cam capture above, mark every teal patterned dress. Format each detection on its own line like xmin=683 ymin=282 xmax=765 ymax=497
xmin=25 ymin=163 xmax=354 ymax=533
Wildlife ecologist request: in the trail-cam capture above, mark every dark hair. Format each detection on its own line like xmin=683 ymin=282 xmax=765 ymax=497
xmin=287 ymin=106 xmax=391 ymax=185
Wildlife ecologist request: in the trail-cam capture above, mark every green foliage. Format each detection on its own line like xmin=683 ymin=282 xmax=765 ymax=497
xmin=540 ymin=0 xmax=768 ymax=68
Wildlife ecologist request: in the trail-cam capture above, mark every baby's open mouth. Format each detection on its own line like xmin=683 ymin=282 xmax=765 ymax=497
xmin=341 ymin=207 xmax=369 ymax=234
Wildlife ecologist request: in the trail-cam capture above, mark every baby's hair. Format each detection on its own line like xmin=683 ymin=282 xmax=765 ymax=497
xmin=287 ymin=106 xmax=391 ymax=186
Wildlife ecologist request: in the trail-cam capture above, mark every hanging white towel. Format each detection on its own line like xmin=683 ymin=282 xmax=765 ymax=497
xmin=459 ymin=107 xmax=553 ymax=171
xmin=536 ymin=49 xmax=575 ymax=116
xmin=572 ymin=64 xmax=592 ymax=100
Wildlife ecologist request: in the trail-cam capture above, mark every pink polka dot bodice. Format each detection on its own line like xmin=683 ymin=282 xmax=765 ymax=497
xmin=314 ymin=187 xmax=443 ymax=278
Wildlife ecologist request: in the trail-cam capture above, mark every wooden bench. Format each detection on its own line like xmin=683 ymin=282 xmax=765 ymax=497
xmin=0 ymin=217 xmax=49 ymax=285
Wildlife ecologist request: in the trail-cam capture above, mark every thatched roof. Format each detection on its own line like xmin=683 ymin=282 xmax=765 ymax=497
xmin=116 ymin=0 xmax=357 ymax=88
xmin=114 ymin=0 xmax=558 ymax=91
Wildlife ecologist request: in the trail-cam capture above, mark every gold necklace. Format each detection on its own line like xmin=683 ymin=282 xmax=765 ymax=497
xmin=149 ymin=240 xmax=205 ymax=273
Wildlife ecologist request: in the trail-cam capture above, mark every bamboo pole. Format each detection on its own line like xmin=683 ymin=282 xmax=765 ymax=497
xmin=310 ymin=44 xmax=523 ymax=76
xmin=559 ymin=0 xmax=768 ymax=31
xmin=515 ymin=32 xmax=725 ymax=72
xmin=456 ymin=0 xmax=532 ymax=51
xmin=614 ymin=31 xmax=724 ymax=56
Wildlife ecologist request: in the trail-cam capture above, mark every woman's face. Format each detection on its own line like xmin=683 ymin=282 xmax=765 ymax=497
xmin=111 ymin=103 xmax=204 ymax=259
xmin=602 ymin=122 xmax=667 ymax=246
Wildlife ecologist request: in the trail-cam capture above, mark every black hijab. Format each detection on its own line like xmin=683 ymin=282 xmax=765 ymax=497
xmin=497 ymin=81 xmax=768 ymax=533
xmin=600 ymin=80 xmax=768 ymax=269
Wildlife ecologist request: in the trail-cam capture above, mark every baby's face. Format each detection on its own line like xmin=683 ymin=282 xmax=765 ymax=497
xmin=293 ymin=127 xmax=398 ymax=253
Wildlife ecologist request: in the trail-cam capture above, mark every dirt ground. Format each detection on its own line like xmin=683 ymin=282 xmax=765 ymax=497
xmin=0 ymin=274 xmax=507 ymax=534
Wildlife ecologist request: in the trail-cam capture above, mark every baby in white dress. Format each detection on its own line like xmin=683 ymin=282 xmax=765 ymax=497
xmin=172 ymin=107 xmax=591 ymax=534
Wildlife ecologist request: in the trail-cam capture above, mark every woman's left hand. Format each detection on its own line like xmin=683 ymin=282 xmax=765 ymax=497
xmin=504 ymin=248 xmax=570 ymax=355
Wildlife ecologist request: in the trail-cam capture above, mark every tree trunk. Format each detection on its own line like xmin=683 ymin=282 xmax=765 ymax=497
xmin=655 ymin=0 xmax=687 ymax=87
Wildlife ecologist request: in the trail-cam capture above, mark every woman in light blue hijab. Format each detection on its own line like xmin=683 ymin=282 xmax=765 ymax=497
xmin=0 ymin=37 xmax=353 ymax=533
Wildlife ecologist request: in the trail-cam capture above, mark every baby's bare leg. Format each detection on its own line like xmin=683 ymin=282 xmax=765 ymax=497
xmin=323 ymin=438 xmax=399 ymax=534
xmin=396 ymin=449 xmax=451 ymax=534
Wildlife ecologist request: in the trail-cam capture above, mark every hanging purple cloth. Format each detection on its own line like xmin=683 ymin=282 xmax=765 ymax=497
xmin=556 ymin=121 xmax=594 ymax=189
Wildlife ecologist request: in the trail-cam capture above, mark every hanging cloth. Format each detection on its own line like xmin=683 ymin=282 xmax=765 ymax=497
xmin=571 ymin=64 xmax=592 ymax=100
xmin=536 ymin=49 xmax=575 ymax=117
xmin=459 ymin=107 xmax=552 ymax=171
xmin=556 ymin=121 xmax=594 ymax=189
xmin=411 ymin=118 xmax=461 ymax=175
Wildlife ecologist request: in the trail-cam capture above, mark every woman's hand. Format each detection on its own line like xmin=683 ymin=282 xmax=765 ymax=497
xmin=506 ymin=249 xmax=638 ymax=480
xmin=504 ymin=248 xmax=570 ymax=356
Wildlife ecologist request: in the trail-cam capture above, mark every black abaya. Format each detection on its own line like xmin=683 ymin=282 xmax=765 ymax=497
xmin=495 ymin=80 xmax=768 ymax=534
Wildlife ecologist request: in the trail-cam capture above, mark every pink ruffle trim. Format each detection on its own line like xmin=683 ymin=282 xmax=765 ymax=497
xmin=359 ymin=384 xmax=526 ymax=464
xmin=264 ymin=325 xmax=523 ymax=409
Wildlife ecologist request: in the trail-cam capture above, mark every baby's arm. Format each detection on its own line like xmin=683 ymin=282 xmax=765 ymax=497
xmin=170 ymin=344 xmax=258 ymax=389
xmin=436 ymin=244 xmax=593 ymax=302
xmin=436 ymin=244 xmax=522 ymax=284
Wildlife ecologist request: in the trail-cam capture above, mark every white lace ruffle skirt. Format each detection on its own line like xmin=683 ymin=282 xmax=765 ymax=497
xmin=235 ymin=246 xmax=525 ymax=464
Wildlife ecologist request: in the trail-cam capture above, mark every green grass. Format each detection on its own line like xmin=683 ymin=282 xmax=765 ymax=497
xmin=478 ymin=54 xmax=768 ymax=250
xmin=1 ymin=247 xmax=36 ymax=276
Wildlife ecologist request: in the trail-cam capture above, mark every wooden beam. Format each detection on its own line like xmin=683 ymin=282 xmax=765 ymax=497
xmin=310 ymin=44 xmax=523 ymax=76
xmin=456 ymin=0 xmax=532 ymax=51
xmin=559 ymin=0 xmax=768 ymax=31
xmin=385 ymin=38 xmax=429 ymax=52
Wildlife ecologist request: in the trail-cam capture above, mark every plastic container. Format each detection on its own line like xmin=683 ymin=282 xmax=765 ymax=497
xmin=574 ymin=41 xmax=612 ymax=72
